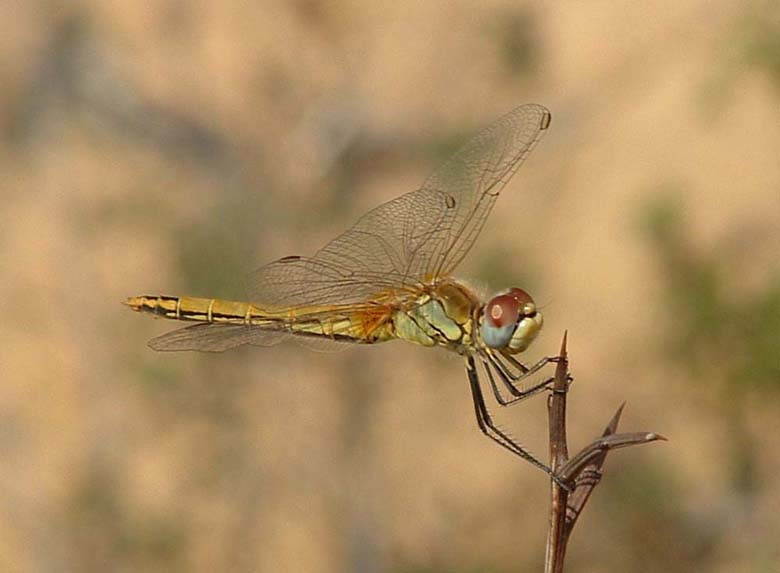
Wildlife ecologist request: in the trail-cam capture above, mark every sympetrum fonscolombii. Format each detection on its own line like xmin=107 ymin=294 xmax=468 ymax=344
xmin=126 ymin=104 xmax=561 ymax=481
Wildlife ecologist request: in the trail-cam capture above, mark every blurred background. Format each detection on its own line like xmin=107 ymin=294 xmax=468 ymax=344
xmin=2 ymin=1 xmax=779 ymax=571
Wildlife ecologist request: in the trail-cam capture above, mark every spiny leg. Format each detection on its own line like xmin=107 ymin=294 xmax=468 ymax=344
xmin=479 ymin=352 xmax=555 ymax=406
xmin=497 ymin=351 xmax=559 ymax=381
xmin=499 ymin=351 xmax=573 ymax=384
xmin=491 ymin=351 xmax=573 ymax=403
xmin=466 ymin=356 xmax=567 ymax=488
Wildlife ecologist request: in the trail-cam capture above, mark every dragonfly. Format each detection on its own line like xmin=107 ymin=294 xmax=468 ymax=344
xmin=126 ymin=103 xmax=563 ymax=483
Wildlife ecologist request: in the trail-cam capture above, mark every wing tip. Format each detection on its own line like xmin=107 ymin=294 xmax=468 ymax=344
xmin=147 ymin=338 xmax=167 ymax=352
xmin=522 ymin=103 xmax=552 ymax=131
xmin=540 ymin=108 xmax=551 ymax=130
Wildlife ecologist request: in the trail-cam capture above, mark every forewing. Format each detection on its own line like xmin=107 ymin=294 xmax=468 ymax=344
xmin=247 ymin=187 xmax=446 ymax=307
xmin=420 ymin=103 xmax=551 ymax=278
xmin=248 ymin=104 xmax=550 ymax=309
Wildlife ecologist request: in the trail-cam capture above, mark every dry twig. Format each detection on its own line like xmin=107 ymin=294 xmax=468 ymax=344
xmin=543 ymin=332 xmax=665 ymax=572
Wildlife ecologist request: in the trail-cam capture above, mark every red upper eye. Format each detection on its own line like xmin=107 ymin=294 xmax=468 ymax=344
xmin=508 ymin=287 xmax=534 ymax=307
xmin=486 ymin=294 xmax=520 ymax=327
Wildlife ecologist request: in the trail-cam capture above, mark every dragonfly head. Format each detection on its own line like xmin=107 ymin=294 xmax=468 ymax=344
xmin=480 ymin=287 xmax=543 ymax=354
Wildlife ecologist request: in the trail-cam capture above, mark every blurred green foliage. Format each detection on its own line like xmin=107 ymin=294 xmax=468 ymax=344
xmin=603 ymin=463 xmax=718 ymax=573
xmin=700 ymin=2 xmax=780 ymax=112
xmin=739 ymin=1 xmax=780 ymax=91
xmin=640 ymin=194 xmax=780 ymax=396
xmin=391 ymin=562 xmax=509 ymax=573
xmin=639 ymin=192 xmax=780 ymax=495
xmin=63 ymin=463 xmax=187 ymax=572
xmin=487 ymin=6 xmax=540 ymax=80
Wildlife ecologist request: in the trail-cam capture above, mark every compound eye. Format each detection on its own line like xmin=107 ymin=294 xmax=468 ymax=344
xmin=507 ymin=287 xmax=534 ymax=307
xmin=486 ymin=294 xmax=520 ymax=328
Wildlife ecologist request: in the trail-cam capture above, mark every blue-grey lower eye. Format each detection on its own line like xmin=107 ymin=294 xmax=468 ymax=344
xmin=482 ymin=322 xmax=515 ymax=348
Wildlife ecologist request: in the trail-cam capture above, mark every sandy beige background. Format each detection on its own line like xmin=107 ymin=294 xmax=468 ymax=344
xmin=2 ymin=1 xmax=779 ymax=571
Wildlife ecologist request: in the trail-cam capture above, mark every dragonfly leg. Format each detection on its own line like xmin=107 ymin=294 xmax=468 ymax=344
xmin=478 ymin=353 xmax=554 ymax=406
xmin=481 ymin=350 xmax=568 ymax=406
xmin=501 ymin=351 xmax=560 ymax=380
xmin=466 ymin=356 xmax=568 ymax=489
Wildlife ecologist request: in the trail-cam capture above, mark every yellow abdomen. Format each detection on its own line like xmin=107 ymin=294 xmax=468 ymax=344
xmin=125 ymin=295 xmax=262 ymax=324
xmin=125 ymin=294 xmax=397 ymax=344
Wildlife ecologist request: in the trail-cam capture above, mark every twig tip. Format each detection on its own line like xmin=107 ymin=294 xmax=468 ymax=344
xmin=559 ymin=330 xmax=568 ymax=357
xmin=604 ymin=404 xmax=625 ymax=435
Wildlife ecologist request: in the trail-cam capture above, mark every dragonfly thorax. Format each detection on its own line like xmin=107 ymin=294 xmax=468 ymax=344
xmin=388 ymin=280 xmax=479 ymax=351
xmin=480 ymin=287 xmax=543 ymax=354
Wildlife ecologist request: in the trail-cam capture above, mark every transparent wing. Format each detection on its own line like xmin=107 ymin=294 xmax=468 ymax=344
xmin=147 ymin=322 xmax=355 ymax=352
xmin=248 ymin=104 xmax=551 ymax=308
xmin=419 ymin=103 xmax=551 ymax=279
xmin=148 ymin=323 xmax=286 ymax=352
